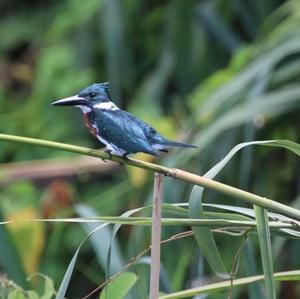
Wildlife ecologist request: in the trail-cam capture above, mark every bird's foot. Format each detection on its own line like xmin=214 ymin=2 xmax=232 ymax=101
xmin=101 ymin=149 xmax=112 ymax=162
xmin=118 ymin=153 xmax=129 ymax=167
xmin=105 ymin=149 xmax=113 ymax=158
xmin=122 ymin=153 xmax=129 ymax=159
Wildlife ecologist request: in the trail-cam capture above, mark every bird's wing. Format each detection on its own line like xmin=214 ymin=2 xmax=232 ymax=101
xmin=95 ymin=110 xmax=158 ymax=155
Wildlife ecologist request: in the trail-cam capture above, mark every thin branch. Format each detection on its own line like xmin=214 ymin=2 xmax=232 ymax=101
xmin=81 ymin=230 xmax=193 ymax=299
xmin=1 ymin=134 xmax=300 ymax=220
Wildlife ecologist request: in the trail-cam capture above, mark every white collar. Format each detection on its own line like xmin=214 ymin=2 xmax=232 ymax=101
xmin=75 ymin=105 xmax=92 ymax=113
xmin=93 ymin=101 xmax=119 ymax=111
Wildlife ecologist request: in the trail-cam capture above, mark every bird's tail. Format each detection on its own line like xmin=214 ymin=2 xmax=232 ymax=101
xmin=164 ymin=139 xmax=197 ymax=148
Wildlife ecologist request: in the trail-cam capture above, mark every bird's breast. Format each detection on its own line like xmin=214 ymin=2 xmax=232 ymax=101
xmin=83 ymin=113 xmax=98 ymax=137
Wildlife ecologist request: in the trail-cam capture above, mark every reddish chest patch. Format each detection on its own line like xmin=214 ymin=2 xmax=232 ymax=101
xmin=83 ymin=113 xmax=98 ymax=137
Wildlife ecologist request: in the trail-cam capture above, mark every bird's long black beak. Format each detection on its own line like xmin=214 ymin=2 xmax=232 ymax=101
xmin=51 ymin=95 xmax=87 ymax=106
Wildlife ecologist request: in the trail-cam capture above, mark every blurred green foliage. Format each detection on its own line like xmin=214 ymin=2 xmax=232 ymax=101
xmin=0 ymin=274 xmax=55 ymax=299
xmin=1 ymin=0 xmax=300 ymax=298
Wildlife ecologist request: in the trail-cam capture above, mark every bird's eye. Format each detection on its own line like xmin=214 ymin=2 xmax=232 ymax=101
xmin=89 ymin=92 xmax=96 ymax=98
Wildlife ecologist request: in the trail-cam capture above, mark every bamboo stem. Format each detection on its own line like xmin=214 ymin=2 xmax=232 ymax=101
xmin=150 ymin=173 xmax=163 ymax=299
xmin=1 ymin=134 xmax=300 ymax=220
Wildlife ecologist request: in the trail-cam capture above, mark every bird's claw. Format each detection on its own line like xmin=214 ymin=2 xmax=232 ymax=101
xmin=105 ymin=149 xmax=113 ymax=158
xmin=101 ymin=149 xmax=112 ymax=162
xmin=122 ymin=153 xmax=129 ymax=159
xmin=101 ymin=151 xmax=128 ymax=165
xmin=118 ymin=153 xmax=129 ymax=166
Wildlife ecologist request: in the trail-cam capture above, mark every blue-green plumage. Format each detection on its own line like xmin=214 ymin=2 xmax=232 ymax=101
xmin=92 ymin=109 xmax=158 ymax=155
xmin=51 ymin=83 xmax=197 ymax=157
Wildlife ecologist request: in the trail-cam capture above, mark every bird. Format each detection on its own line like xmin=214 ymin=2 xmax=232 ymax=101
xmin=51 ymin=82 xmax=197 ymax=158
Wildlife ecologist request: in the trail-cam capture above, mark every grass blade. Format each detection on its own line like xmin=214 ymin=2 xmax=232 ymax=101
xmin=254 ymin=206 xmax=276 ymax=299
xmin=55 ymin=223 xmax=109 ymax=299
xmin=187 ymin=138 xmax=300 ymax=278
xmin=99 ymin=272 xmax=138 ymax=299
xmin=74 ymin=204 xmax=123 ymax=274
xmin=158 ymin=269 xmax=300 ymax=299
xmin=189 ymin=185 xmax=229 ymax=278
xmin=0 ymin=225 xmax=27 ymax=287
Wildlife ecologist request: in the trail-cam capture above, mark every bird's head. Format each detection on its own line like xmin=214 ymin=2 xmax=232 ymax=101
xmin=51 ymin=82 xmax=111 ymax=109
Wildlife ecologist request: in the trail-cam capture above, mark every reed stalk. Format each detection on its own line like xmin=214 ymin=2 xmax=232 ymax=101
xmin=1 ymin=134 xmax=300 ymax=221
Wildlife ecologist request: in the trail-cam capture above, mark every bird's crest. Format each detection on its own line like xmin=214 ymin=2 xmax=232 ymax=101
xmin=103 ymin=82 xmax=111 ymax=93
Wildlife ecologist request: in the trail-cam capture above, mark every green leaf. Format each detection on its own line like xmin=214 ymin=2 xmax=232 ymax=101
xmin=27 ymin=274 xmax=56 ymax=299
xmin=55 ymin=247 xmax=80 ymax=299
xmin=74 ymin=204 xmax=124 ymax=274
xmin=99 ymin=272 xmax=138 ymax=299
xmin=7 ymin=290 xmax=24 ymax=299
xmin=188 ymin=186 xmax=229 ymax=278
xmin=27 ymin=291 xmax=40 ymax=299
xmin=188 ymin=141 xmax=271 ymax=278
xmin=203 ymin=203 xmax=300 ymax=238
xmin=55 ymin=223 xmax=109 ymax=299
xmin=264 ymin=139 xmax=300 ymax=156
xmin=188 ymin=139 xmax=300 ymax=278
xmin=41 ymin=276 xmax=56 ymax=299
xmin=0 ymin=213 xmax=27 ymax=287
xmin=105 ymin=205 xmax=147 ymax=294
xmin=254 ymin=206 xmax=276 ymax=299
xmin=203 ymin=141 xmax=274 ymax=178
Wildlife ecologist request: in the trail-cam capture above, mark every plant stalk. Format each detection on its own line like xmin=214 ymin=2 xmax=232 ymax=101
xmin=1 ymin=134 xmax=300 ymax=221
xmin=7 ymin=217 xmax=297 ymax=228
xmin=150 ymin=173 xmax=163 ymax=299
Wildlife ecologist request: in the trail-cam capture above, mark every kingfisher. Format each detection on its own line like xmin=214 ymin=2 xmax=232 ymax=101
xmin=51 ymin=83 xmax=197 ymax=158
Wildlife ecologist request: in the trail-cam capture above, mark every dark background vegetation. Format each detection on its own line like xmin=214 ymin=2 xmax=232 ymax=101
xmin=1 ymin=0 xmax=300 ymax=298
